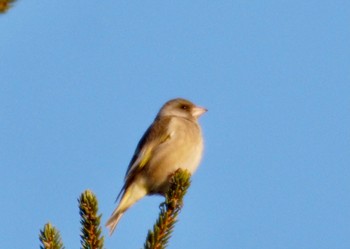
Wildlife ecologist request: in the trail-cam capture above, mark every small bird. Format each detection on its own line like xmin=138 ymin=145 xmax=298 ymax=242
xmin=106 ymin=98 xmax=207 ymax=235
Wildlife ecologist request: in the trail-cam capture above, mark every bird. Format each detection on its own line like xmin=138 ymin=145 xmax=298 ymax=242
xmin=105 ymin=98 xmax=207 ymax=235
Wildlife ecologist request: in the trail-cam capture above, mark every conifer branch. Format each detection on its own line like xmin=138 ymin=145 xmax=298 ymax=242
xmin=79 ymin=190 xmax=104 ymax=249
xmin=144 ymin=169 xmax=191 ymax=249
xmin=39 ymin=223 xmax=64 ymax=249
xmin=39 ymin=172 xmax=191 ymax=249
xmin=0 ymin=0 xmax=16 ymax=13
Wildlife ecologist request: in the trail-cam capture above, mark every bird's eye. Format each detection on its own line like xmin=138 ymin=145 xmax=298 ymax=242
xmin=181 ymin=105 xmax=188 ymax=110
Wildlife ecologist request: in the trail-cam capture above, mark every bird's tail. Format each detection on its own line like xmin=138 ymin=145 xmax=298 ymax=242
xmin=106 ymin=182 xmax=147 ymax=235
xmin=105 ymin=209 xmax=124 ymax=235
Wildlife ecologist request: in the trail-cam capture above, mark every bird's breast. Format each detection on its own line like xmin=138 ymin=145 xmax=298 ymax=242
xmin=145 ymin=117 xmax=204 ymax=193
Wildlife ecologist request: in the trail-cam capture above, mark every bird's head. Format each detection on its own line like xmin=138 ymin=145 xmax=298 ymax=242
xmin=157 ymin=98 xmax=207 ymax=121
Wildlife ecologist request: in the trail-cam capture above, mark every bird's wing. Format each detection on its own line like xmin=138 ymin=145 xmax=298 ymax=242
xmin=115 ymin=117 xmax=172 ymax=201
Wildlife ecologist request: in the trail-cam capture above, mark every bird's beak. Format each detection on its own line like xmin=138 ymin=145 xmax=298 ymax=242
xmin=192 ymin=106 xmax=208 ymax=118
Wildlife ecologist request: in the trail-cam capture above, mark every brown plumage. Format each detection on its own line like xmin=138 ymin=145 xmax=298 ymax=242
xmin=106 ymin=98 xmax=207 ymax=235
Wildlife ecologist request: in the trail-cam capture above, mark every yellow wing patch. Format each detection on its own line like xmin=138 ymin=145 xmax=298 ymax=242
xmin=139 ymin=147 xmax=152 ymax=167
xmin=139 ymin=132 xmax=172 ymax=168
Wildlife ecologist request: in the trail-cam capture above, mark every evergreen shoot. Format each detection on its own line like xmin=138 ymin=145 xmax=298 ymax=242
xmin=39 ymin=170 xmax=192 ymax=249
xmin=79 ymin=190 xmax=105 ymax=249
xmin=39 ymin=223 xmax=64 ymax=249
xmin=144 ymin=169 xmax=191 ymax=249
xmin=0 ymin=0 xmax=16 ymax=13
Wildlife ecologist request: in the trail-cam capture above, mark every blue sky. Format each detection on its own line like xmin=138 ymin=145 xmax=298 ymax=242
xmin=1 ymin=1 xmax=349 ymax=249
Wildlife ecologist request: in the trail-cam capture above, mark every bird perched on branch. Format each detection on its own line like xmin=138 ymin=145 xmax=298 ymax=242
xmin=106 ymin=98 xmax=207 ymax=235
